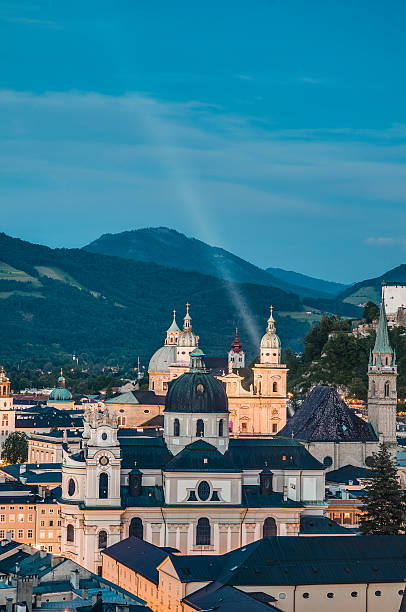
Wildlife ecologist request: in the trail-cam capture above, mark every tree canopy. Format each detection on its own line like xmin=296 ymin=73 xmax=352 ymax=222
xmin=1 ymin=432 xmax=28 ymax=464
xmin=359 ymin=444 xmax=406 ymax=535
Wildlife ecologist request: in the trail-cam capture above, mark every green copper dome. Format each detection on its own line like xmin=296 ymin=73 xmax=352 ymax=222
xmin=165 ymin=349 xmax=228 ymax=414
xmin=49 ymin=387 xmax=72 ymax=401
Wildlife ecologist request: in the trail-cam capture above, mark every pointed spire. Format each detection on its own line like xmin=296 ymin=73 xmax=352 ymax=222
xmin=231 ymin=328 xmax=243 ymax=353
xmin=267 ymin=305 xmax=276 ymax=332
xmin=167 ymin=309 xmax=181 ymax=333
xmin=373 ymin=301 xmax=393 ymax=355
xmin=183 ymin=302 xmax=192 ymax=331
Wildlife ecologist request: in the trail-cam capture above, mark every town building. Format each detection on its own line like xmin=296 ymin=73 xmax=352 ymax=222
xmin=227 ymin=328 xmax=245 ymax=371
xmin=104 ymin=391 xmax=165 ymax=428
xmin=149 ymin=305 xmax=288 ymax=435
xmin=59 ymin=348 xmax=328 ymax=574
xmin=0 ymin=537 xmax=149 ymax=611
xmin=277 ymin=301 xmax=397 ymax=470
xmin=102 ymin=534 xmax=406 ymax=612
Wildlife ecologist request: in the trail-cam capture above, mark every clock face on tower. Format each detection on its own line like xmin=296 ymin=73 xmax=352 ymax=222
xmin=99 ymin=456 xmax=109 ymax=466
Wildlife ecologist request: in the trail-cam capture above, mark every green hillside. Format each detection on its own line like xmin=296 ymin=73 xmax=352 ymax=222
xmin=0 ymin=233 xmax=312 ymax=366
xmin=266 ymin=266 xmax=348 ymax=296
xmin=338 ymin=264 xmax=406 ymax=306
xmin=84 ymin=227 xmax=337 ymax=299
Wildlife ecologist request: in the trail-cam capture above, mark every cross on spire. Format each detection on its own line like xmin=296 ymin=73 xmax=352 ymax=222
xmin=186 ymin=302 xmax=190 ymax=315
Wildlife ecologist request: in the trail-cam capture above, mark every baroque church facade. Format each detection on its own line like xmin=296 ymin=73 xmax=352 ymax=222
xmin=60 ymin=348 xmax=326 ymax=575
xmin=148 ymin=305 xmax=287 ymax=435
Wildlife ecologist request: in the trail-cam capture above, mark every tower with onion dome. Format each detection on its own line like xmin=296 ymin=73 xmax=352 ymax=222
xmin=228 ymin=328 xmax=245 ymax=371
xmin=368 ymin=301 xmax=397 ymax=445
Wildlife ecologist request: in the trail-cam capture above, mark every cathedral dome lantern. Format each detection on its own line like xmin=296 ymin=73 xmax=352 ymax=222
xmin=260 ymin=306 xmax=281 ymax=364
xmin=48 ymin=369 xmax=73 ymax=405
xmin=176 ymin=303 xmax=199 ymax=365
xmin=0 ymin=367 xmax=11 ymax=398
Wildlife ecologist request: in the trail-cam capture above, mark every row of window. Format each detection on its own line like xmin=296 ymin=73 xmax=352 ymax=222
xmin=301 ymin=590 xmax=402 ymax=599
xmin=173 ymin=419 xmax=224 ymax=438
xmin=0 ymin=529 xmax=34 ymax=539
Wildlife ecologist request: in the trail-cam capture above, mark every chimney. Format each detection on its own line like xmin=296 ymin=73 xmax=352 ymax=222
xmin=39 ymin=551 xmax=47 ymax=559
xmin=283 ymin=485 xmax=288 ymax=502
xmin=6 ymin=597 xmax=12 ymax=612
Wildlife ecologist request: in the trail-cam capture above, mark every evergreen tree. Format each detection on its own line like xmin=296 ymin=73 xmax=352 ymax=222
xmin=359 ymin=443 xmax=406 ymax=535
xmin=1 ymin=432 xmax=28 ymax=465
xmin=363 ymin=301 xmax=379 ymax=323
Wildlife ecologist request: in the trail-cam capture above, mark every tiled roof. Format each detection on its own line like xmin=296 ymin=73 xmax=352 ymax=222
xmin=325 ymin=464 xmax=370 ymax=485
xmin=120 ymin=437 xmax=172 ymax=469
xmin=183 ymin=583 xmax=281 ymax=611
xmin=105 ymin=391 xmax=165 ymax=406
xmin=299 ymin=515 xmax=355 ymax=535
xmin=276 ymin=386 xmax=377 ymax=443
xmin=102 ymin=537 xmax=169 ymax=585
xmin=164 ymin=440 xmax=240 ymax=473
xmin=226 ymin=438 xmax=324 ymax=470
xmin=242 ymin=486 xmax=303 ymax=508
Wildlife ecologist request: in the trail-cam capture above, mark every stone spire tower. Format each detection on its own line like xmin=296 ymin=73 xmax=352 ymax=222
xmin=228 ymin=328 xmax=245 ymax=371
xmin=368 ymin=301 xmax=397 ymax=445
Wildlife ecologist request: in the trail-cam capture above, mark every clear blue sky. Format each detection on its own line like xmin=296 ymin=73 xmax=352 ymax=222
xmin=1 ymin=0 xmax=405 ymax=283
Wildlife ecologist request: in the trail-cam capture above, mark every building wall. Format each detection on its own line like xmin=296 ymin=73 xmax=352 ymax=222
xmin=304 ymin=440 xmax=380 ymax=471
xmin=382 ymin=284 xmax=406 ymax=316
xmin=0 ymin=499 xmax=61 ymax=554
xmin=104 ymin=401 xmax=164 ymax=427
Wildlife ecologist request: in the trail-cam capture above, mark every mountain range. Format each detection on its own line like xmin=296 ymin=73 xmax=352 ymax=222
xmin=1 ymin=227 xmax=402 ymax=368
xmin=84 ymin=227 xmax=346 ymax=300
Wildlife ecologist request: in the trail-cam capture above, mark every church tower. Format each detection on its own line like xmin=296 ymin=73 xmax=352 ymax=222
xmin=0 ymin=367 xmax=12 ymax=412
xmin=228 ymin=328 xmax=245 ymax=371
xmin=368 ymin=301 xmax=397 ymax=445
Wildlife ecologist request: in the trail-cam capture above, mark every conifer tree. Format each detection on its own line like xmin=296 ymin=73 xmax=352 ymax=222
xmin=359 ymin=443 xmax=406 ymax=535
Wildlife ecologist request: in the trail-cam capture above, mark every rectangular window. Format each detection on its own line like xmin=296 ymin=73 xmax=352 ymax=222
xmin=27 ymin=529 xmax=33 ymax=538
xmin=18 ymin=530 xmax=23 ymax=538
xmin=9 ymin=507 xmax=14 ymax=511
xmin=40 ymin=531 xmax=45 ymax=539
xmin=40 ymin=520 xmax=45 ymax=527
xmin=48 ymin=545 xmax=52 ymax=552
xmin=0 ymin=530 xmax=4 ymax=539
xmin=41 ymin=509 xmax=46 ymax=515
xmin=0 ymin=515 xmax=5 ymax=523
xmin=272 ymin=423 xmax=278 ymax=433
xmin=18 ymin=514 xmax=24 ymax=522
xmin=9 ymin=515 xmax=15 ymax=522
xmin=49 ymin=521 xmax=53 ymax=527
xmin=57 ymin=520 xmax=61 ymax=527
xmin=48 ymin=531 xmax=53 ymax=538
xmin=18 ymin=507 xmax=23 ymax=511
xmin=49 ymin=509 xmax=54 ymax=514
xmin=9 ymin=530 xmax=14 ymax=538
xmin=28 ymin=515 xmax=33 ymax=522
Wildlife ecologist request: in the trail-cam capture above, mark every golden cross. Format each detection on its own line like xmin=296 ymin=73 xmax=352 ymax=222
xmin=270 ymin=305 xmax=273 ymax=317
xmin=173 ymin=309 xmax=176 ymax=319
xmin=186 ymin=302 xmax=190 ymax=314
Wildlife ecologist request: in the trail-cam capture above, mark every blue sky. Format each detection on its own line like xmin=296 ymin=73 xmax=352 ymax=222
xmin=1 ymin=0 xmax=406 ymax=283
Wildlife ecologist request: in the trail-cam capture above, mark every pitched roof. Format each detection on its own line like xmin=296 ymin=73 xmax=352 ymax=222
xmin=226 ymin=438 xmax=324 ymax=470
xmin=102 ymin=537 xmax=169 ymax=585
xmin=105 ymin=391 xmax=165 ymax=405
xmin=183 ymin=583 xmax=281 ymax=612
xmin=373 ymin=301 xmax=393 ymax=354
xmin=325 ymin=464 xmax=370 ymax=485
xmin=299 ymin=515 xmax=355 ymax=535
xmin=118 ymin=437 xmax=172 ymax=469
xmin=276 ymin=386 xmax=377 ymax=443
xmin=164 ymin=440 xmax=240 ymax=473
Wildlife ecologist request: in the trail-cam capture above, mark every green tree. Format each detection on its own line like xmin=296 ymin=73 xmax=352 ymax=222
xmin=359 ymin=443 xmax=406 ymax=535
xmin=1 ymin=432 xmax=28 ymax=465
xmin=363 ymin=301 xmax=379 ymax=323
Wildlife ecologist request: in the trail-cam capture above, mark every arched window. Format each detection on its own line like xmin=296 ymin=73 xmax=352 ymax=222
xmin=263 ymin=517 xmax=277 ymax=537
xmin=196 ymin=419 xmax=204 ymax=437
xmin=273 ymin=382 xmax=278 ymax=393
xmin=173 ymin=418 xmax=180 ymax=437
xmin=371 ymin=380 xmax=376 ymax=396
xmin=218 ymin=419 xmax=224 ymax=437
xmin=68 ymin=478 xmax=75 ymax=497
xmin=129 ymin=517 xmax=143 ymax=539
xmin=99 ymin=473 xmax=108 ymax=499
xmin=385 ymin=381 xmax=390 ymax=398
xmin=98 ymin=530 xmax=107 ymax=549
xmin=196 ymin=518 xmax=211 ymax=545
xmin=67 ymin=524 xmax=74 ymax=542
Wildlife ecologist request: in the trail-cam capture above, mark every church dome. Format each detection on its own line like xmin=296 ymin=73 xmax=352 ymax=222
xmin=260 ymin=306 xmax=281 ymax=349
xmin=165 ymin=349 xmax=228 ymax=414
xmin=148 ymin=345 xmax=177 ymax=373
xmin=49 ymin=387 xmax=72 ymax=401
xmin=178 ymin=330 xmax=198 ymax=348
